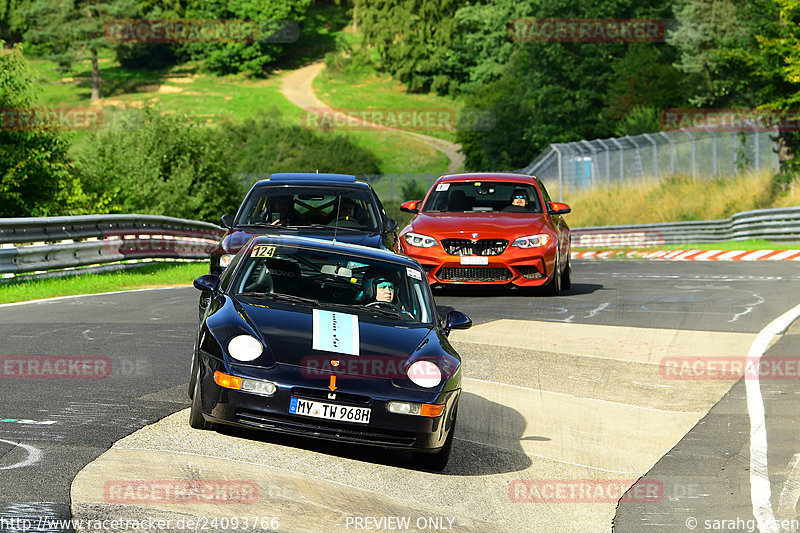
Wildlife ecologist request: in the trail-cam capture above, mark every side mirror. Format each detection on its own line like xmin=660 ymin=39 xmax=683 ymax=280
xmin=547 ymin=202 xmax=571 ymax=215
xmin=383 ymin=217 xmax=398 ymax=233
xmin=400 ymin=200 xmax=421 ymax=214
xmin=193 ymin=274 xmax=221 ymax=293
xmin=444 ymin=310 xmax=472 ymax=335
xmin=220 ymin=214 xmax=234 ymax=229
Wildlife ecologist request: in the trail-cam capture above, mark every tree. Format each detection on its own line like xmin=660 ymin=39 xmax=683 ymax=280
xmin=76 ymin=105 xmax=241 ymax=221
xmin=359 ymin=0 xmax=460 ymax=92
xmin=0 ymin=44 xmax=94 ymax=216
xmin=177 ymin=0 xmax=312 ymax=76
xmin=24 ymin=0 xmax=137 ymax=101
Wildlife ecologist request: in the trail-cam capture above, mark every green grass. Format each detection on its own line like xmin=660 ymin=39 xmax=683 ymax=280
xmin=0 ymin=262 xmax=207 ymax=304
xmin=314 ymin=59 xmax=461 ymax=143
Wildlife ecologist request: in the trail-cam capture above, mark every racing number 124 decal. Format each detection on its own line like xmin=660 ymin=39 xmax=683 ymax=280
xmin=251 ymin=245 xmax=276 ymax=258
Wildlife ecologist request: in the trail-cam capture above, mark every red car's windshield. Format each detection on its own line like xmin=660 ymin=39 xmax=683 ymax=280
xmin=421 ymin=181 xmax=542 ymax=214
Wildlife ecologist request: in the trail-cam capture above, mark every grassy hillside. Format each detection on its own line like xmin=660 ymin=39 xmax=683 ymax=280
xmin=559 ymin=171 xmax=799 ymax=228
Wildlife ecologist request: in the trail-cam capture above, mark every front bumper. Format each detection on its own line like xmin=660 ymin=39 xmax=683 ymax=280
xmin=194 ymin=353 xmax=459 ymax=452
xmin=400 ymin=241 xmax=555 ymax=286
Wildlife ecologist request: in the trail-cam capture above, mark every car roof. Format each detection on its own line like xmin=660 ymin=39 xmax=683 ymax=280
xmin=246 ymin=235 xmax=421 ymax=268
xmin=434 ymin=172 xmax=539 ymax=185
xmin=251 ymin=173 xmax=368 ymax=189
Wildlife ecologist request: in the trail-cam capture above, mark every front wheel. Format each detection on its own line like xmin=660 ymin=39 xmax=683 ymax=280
xmin=189 ymin=365 xmax=213 ymax=430
xmin=561 ymin=254 xmax=572 ymax=291
xmin=544 ymin=254 xmax=562 ymax=296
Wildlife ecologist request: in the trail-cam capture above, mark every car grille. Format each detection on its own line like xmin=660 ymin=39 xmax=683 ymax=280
xmin=235 ymin=409 xmax=417 ymax=447
xmin=438 ymin=267 xmax=512 ymax=282
xmin=441 ymin=239 xmax=508 ymax=256
xmin=516 ymin=266 xmax=544 ymax=279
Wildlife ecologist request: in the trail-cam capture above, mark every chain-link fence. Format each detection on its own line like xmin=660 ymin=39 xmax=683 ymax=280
xmin=520 ymin=127 xmax=780 ymax=200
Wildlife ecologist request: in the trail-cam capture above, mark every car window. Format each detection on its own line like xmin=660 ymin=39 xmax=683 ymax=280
xmin=235 ymin=187 xmax=379 ymax=231
xmin=421 ymin=181 xmax=542 ymax=213
xmin=233 ymin=245 xmax=433 ymax=324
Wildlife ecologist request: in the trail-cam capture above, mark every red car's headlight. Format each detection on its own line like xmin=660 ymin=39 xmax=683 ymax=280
xmin=511 ymin=234 xmax=551 ymax=248
xmin=404 ymin=232 xmax=438 ymax=248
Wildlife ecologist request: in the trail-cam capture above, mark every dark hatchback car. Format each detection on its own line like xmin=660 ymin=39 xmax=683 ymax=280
xmin=190 ymin=235 xmax=472 ymax=470
xmin=209 ymin=173 xmax=399 ymax=275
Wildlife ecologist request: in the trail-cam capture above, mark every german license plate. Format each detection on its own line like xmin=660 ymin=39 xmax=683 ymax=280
xmin=289 ymin=397 xmax=371 ymax=424
xmin=460 ymin=256 xmax=488 ymax=265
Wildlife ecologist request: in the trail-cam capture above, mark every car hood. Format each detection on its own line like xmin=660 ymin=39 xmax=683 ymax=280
xmin=407 ymin=212 xmax=547 ymax=239
xmin=237 ymin=301 xmax=433 ymax=377
xmin=222 ymin=228 xmax=382 ymax=253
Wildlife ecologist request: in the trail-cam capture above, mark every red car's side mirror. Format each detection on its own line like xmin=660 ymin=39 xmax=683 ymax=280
xmin=400 ymin=200 xmax=421 ymax=214
xmin=547 ymin=202 xmax=571 ymax=215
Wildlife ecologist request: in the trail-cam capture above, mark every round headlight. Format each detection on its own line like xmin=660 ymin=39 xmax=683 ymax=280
xmin=407 ymin=360 xmax=442 ymax=388
xmin=227 ymin=335 xmax=263 ymax=362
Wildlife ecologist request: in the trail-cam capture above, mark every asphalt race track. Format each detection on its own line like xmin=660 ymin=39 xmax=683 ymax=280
xmin=1 ymin=260 xmax=800 ymax=532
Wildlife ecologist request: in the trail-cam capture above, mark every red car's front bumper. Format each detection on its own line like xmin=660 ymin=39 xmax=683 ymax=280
xmin=399 ymin=240 xmax=557 ymax=286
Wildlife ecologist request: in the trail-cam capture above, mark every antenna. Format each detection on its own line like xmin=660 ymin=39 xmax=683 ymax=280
xmin=332 ymin=194 xmax=341 ymax=243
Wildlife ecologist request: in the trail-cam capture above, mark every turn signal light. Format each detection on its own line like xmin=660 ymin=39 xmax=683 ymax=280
xmin=214 ymin=371 xmax=242 ymax=390
xmin=420 ymin=404 xmax=446 ymax=417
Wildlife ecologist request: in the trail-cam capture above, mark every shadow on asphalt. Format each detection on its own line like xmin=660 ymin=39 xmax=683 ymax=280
xmin=433 ymin=283 xmax=605 ymax=299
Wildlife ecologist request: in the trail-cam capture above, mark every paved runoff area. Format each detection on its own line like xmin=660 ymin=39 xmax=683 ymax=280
xmin=71 ymin=319 xmax=761 ymax=532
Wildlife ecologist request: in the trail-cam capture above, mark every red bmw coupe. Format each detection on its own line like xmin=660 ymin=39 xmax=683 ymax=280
xmin=398 ymin=173 xmax=572 ymax=294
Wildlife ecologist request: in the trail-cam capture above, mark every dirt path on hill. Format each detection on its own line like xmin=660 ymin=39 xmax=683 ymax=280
xmin=280 ymin=62 xmax=464 ymax=173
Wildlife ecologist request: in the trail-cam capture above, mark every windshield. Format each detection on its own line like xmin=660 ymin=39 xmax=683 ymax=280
xmin=235 ymin=186 xmax=380 ymax=231
xmin=232 ymin=244 xmax=434 ymax=324
xmin=422 ymin=181 xmax=542 ymax=214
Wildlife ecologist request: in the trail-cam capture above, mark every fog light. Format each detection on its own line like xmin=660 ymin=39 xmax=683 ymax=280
xmin=241 ymin=378 xmax=277 ymax=397
xmin=387 ymin=401 xmax=421 ymax=415
xmin=387 ymin=401 xmax=445 ymax=417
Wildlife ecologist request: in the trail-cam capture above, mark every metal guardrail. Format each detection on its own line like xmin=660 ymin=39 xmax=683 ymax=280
xmin=572 ymin=207 xmax=800 ymax=248
xmin=0 ymin=215 xmax=224 ymax=279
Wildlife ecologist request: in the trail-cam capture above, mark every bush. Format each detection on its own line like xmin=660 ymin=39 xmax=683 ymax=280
xmin=0 ymin=43 xmax=98 ymax=217
xmin=220 ymin=109 xmax=381 ymax=187
xmin=75 ymin=105 xmax=241 ymax=222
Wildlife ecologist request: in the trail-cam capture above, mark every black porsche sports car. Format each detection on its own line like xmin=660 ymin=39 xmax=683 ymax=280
xmin=189 ymin=235 xmax=472 ymax=470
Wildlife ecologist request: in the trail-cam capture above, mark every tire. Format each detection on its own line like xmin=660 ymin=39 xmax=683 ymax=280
xmin=416 ymin=415 xmax=456 ymax=471
xmin=561 ymin=253 xmax=572 ymax=291
xmin=189 ymin=366 xmax=212 ymax=430
xmin=188 ymin=353 xmax=198 ymax=399
xmin=544 ymin=253 xmax=562 ymax=296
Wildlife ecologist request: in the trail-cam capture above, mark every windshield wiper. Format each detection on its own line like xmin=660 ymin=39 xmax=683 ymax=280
xmin=305 ymin=224 xmax=370 ymax=232
xmin=238 ymin=292 xmax=319 ymax=306
xmin=236 ymin=223 xmax=297 ymax=230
